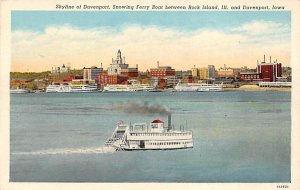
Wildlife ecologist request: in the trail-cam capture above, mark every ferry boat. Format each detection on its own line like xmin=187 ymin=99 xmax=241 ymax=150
xmin=103 ymin=84 xmax=154 ymax=92
xmin=105 ymin=115 xmax=193 ymax=151
xmin=46 ymin=84 xmax=97 ymax=93
xmin=174 ymin=82 xmax=224 ymax=92
xmin=10 ymin=88 xmax=30 ymax=94
xmin=46 ymin=84 xmax=71 ymax=93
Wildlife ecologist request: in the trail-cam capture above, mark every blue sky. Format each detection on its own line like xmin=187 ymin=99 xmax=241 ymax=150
xmin=11 ymin=11 xmax=291 ymax=72
xmin=11 ymin=11 xmax=290 ymax=32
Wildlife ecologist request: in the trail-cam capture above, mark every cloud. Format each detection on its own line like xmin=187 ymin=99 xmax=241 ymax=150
xmin=232 ymin=20 xmax=290 ymax=36
xmin=11 ymin=22 xmax=290 ymax=72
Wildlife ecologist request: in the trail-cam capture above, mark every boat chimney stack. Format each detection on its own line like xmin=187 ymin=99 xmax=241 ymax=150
xmin=168 ymin=114 xmax=171 ymax=131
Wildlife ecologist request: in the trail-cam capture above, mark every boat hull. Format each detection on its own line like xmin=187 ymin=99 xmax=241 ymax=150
xmin=10 ymin=89 xmax=30 ymax=94
xmin=46 ymin=84 xmax=98 ymax=93
xmin=175 ymin=83 xmax=224 ymax=92
xmin=123 ymin=146 xmax=193 ymax=151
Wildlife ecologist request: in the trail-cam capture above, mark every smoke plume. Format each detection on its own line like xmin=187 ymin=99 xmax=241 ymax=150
xmin=113 ymin=101 xmax=171 ymax=115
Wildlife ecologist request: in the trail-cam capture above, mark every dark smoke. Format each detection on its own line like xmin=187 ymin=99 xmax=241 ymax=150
xmin=113 ymin=101 xmax=171 ymax=115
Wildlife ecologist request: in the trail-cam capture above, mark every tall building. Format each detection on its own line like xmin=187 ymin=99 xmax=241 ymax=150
xmin=98 ymin=50 xmax=139 ymax=86
xmin=208 ymin=65 xmax=215 ymax=79
xmin=83 ymin=66 xmax=103 ymax=81
xmin=107 ymin=50 xmax=138 ymax=78
xmin=191 ymin=68 xmax=198 ymax=77
xmin=199 ymin=67 xmax=208 ymax=79
xmin=257 ymin=55 xmax=282 ymax=82
xmin=108 ymin=50 xmax=129 ymax=75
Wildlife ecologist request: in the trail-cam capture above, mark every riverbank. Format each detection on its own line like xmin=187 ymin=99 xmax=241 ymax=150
xmin=225 ymin=85 xmax=291 ymax=92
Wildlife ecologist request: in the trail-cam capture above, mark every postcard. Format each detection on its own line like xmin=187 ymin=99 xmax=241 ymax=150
xmin=0 ymin=0 xmax=300 ymax=190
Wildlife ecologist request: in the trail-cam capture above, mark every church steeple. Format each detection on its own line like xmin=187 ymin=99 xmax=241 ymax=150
xmin=109 ymin=50 xmax=128 ymax=75
xmin=116 ymin=49 xmax=122 ymax=64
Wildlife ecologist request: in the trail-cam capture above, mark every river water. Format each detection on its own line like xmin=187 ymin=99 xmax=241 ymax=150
xmin=10 ymin=91 xmax=291 ymax=182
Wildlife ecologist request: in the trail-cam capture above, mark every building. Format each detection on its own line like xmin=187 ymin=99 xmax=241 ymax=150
xmin=121 ymin=67 xmax=139 ymax=78
xmin=190 ymin=65 xmax=215 ymax=80
xmin=150 ymin=63 xmax=176 ymax=88
xmin=239 ymin=72 xmax=262 ymax=82
xmin=232 ymin=68 xmax=241 ymax=79
xmin=98 ymin=50 xmax=140 ymax=86
xmin=257 ymin=55 xmax=282 ymax=82
xmin=208 ymin=65 xmax=215 ymax=79
xmin=10 ymin=78 xmax=33 ymax=89
xmin=216 ymin=65 xmax=234 ymax=78
xmin=150 ymin=65 xmax=175 ymax=78
xmin=181 ymin=75 xmax=194 ymax=83
xmin=106 ymin=49 xmax=139 ymax=78
xmin=51 ymin=64 xmax=70 ymax=74
xmin=108 ymin=50 xmax=129 ymax=75
xmin=199 ymin=67 xmax=208 ymax=79
xmin=98 ymin=74 xmax=128 ymax=85
xmin=71 ymin=79 xmax=96 ymax=85
xmin=239 ymin=55 xmax=283 ymax=82
xmin=83 ymin=66 xmax=103 ymax=81
xmin=191 ymin=67 xmax=198 ymax=77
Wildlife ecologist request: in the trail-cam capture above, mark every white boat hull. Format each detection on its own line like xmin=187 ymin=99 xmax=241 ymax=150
xmin=10 ymin=89 xmax=30 ymax=94
xmin=46 ymin=84 xmax=97 ymax=93
xmin=175 ymin=83 xmax=224 ymax=92
xmin=103 ymin=84 xmax=154 ymax=92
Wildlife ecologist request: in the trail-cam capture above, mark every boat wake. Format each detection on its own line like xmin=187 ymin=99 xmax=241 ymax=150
xmin=12 ymin=146 xmax=116 ymax=155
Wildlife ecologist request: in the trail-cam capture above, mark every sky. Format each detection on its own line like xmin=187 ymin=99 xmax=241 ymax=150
xmin=11 ymin=11 xmax=291 ymax=72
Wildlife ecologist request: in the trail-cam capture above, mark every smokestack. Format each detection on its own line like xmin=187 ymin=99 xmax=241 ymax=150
xmin=270 ymin=56 xmax=271 ymax=63
xmin=264 ymin=55 xmax=266 ymax=63
xmin=168 ymin=114 xmax=171 ymax=131
xmin=136 ymin=64 xmax=138 ymax=69
xmin=157 ymin=61 xmax=159 ymax=68
xmin=101 ymin=62 xmax=103 ymax=68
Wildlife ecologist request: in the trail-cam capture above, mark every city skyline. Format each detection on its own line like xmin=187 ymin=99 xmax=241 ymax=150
xmin=12 ymin=11 xmax=291 ymax=72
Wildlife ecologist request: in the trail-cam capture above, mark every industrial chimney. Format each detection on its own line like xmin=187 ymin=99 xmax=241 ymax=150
xmin=168 ymin=114 xmax=171 ymax=131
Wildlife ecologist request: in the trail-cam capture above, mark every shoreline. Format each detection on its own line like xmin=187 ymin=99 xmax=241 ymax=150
xmin=224 ymin=86 xmax=291 ymax=92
